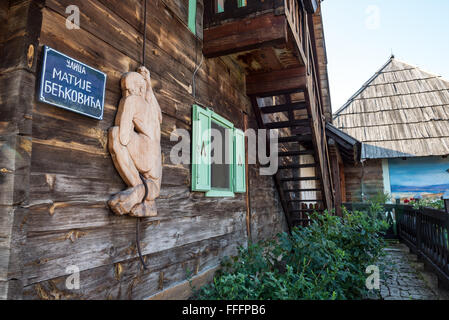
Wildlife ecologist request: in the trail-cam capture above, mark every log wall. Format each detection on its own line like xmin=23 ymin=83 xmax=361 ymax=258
xmin=343 ymin=159 xmax=384 ymax=203
xmin=0 ymin=0 xmax=286 ymax=299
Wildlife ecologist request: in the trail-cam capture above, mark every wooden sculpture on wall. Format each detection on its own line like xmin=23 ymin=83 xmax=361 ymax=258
xmin=108 ymin=66 xmax=162 ymax=217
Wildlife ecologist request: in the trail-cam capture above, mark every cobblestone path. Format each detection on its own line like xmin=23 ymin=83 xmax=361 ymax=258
xmin=379 ymin=242 xmax=449 ymax=300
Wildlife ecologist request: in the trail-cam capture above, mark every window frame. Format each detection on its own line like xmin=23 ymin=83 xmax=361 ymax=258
xmin=205 ymin=112 xmax=235 ymax=198
xmin=188 ymin=0 xmax=197 ymax=34
xmin=191 ymin=105 xmax=246 ymax=197
xmin=216 ymin=0 xmax=247 ymax=13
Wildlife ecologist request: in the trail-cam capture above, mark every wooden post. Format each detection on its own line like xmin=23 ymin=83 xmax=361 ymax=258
xmin=416 ymin=209 xmax=422 ymax=257
xmin=243 ymin=112 xmax=251 ymax=243
xmin=443 ymin=191 xmax=449 ymax=214
xmin=0 ymin=0 xmax=44 ymax=299
xmin=328 ymin=139 xmax=342 ymax=216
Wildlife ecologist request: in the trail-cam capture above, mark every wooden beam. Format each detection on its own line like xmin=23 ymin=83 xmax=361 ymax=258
xmin=246 ymin=67 xmax=306 ymax=96
xmin=291 ymin=126 xmax=312 ymax=135
xmin=203 ymin=14 xmax=287 ymax=58
xmin=279 ymin=135 xmax=312 ymax=143
xmin=279 ymin=163 xmax=317 ymax=170
xmin=147 ymin=266 xmax=219 ymax=300
xmin=281 ymin=176 xmax=319 ymax=182
xmin=260 ymin=102 xmax=307 ymax=114
xmin=264 ymin=119 xmax=309 ymax=129
xmin=279 ymin=150 xmax=314 ymax=157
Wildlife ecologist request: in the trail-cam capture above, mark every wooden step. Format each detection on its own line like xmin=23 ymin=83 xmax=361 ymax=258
xmin=278 ymin=150 xmax=314 ymax=157
xmin=279 ymin=163 xmax=316 ymax=170
xmin=281 ymin=176 xmax=319 ymax=182
xmin=264 ymin=119 xmax=309 ymax=129
xmin=278 ymin=135 xmax=312 ymax=143
xmin=284 ymin=188 xmax=321 ymax=193
xmin=291 ymin=127 xmax=312 ymax=135
xmin=255 ymin=88 xmax=305 ymax=98
xmin=260 ymin=102 xmax=307 ymax=114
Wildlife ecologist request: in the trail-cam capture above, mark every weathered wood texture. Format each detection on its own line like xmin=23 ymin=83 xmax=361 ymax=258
xmin=343 ymin=159 xmax=384 ymax=203
xmin=2 ymin=0 xmax=287 ymax=299
xmin=0 ymin=0 xmax=44 ymax=299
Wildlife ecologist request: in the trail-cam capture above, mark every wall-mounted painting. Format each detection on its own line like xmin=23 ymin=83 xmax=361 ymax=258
xmin=389 ymin=156 xmax=449 ymax=201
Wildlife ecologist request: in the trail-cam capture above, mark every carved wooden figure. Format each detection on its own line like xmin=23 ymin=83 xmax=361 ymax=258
xmin=108 ymin=66 xmax=162 ymax=217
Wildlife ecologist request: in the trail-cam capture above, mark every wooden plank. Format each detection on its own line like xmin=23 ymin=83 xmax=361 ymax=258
xmin=23 ymin=209 xmax=246 ymax=285
xmin=279 ymin=163 xmax=316 ymax=170
xmin=278 ymin=135 xmax=312 ymax=143
xmin=264 ymin=119 xmax=309 ymax=129
xmin=281 ymin=176 xmax=319 ymax=182
xmin=22 ymin=232 xmax=241 ymax=299
xmin=203 ymin=14 xmax=287 ymax=58
xmin=260 ymin=102 xmax=307 ymax=114
xmin=279 ymin=150 xmax=314 ymax=157
xmin=246 ymin=67 xmax=306 ymax=96
xmin=148 ymin=266 xmax=219 ymax=300
xmin=0 ymin=0 xmax=43 ymax=300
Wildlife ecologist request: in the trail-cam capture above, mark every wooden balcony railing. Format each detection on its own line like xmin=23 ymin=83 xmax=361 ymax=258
xmin=204 ymin=0 xmax=317 ymax=64
xmin=344 ymin=203 xmax=449 ymax=289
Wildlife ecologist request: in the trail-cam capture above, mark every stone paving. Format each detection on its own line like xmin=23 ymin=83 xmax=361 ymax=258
xmin=378 ymin=242 xmax=449 ymax=300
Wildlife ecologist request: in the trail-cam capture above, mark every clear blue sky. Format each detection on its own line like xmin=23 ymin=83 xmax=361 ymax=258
xmin=321 ymin=0 xmax=449 ymax=112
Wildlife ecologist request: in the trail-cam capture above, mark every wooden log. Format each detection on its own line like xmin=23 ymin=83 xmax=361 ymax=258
xmin=246 ymin=67 xmax=307 ymax=96
xmin=203 ymin=14 xmax=287 ymax=58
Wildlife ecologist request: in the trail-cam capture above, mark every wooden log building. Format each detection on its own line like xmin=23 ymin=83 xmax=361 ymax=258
xmin=334 ymin=56 xmax=449 ymax=203
xmin=0 ymin=0 xmax=356 ymax=300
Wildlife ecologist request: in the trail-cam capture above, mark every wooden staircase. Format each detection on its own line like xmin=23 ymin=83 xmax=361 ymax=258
xmin=203 ymin=0 xmax=335 ymax=232
xmin=249 ymin=89 xmax=328 ymax=231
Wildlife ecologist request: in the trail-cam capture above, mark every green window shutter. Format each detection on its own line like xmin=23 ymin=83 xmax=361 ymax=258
xmin=188 ymin=0 xmax=197 ymax=34
xmin=233 ymin=128 xmax=246 ymax=193
xmin=192 ymin=104 xmax=211 ymax=191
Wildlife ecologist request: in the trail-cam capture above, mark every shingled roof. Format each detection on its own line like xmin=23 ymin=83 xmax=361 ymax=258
xmin=333 ymin=56 xmax=449 ymax=159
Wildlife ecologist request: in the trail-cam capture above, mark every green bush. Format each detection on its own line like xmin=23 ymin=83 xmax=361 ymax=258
xmin=194 ymin=209 xmax=388 ymax=300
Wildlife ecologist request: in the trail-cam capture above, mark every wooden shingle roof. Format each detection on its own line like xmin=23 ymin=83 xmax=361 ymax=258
xmin=333 ymin=57 xmax=449 ymax=159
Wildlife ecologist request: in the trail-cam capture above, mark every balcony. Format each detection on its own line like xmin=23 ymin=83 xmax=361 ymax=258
xmin=204 ymin=0 xmax=333 ymax=229
xmin=204 ymin=0 xmax=318 ymax=95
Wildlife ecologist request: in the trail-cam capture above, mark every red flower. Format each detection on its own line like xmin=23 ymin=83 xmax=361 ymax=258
xmin=404 ymin=199 xmax=410 ymax=204
xmin=410 ymin=198 xmax=415 ymax=201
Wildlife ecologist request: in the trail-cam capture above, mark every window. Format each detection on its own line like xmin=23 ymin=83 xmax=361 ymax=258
xmin=188 ymin=0 xmax=197 ymax=34
xmin=192 ymin=104 xmax=246 ymax=197
xmin=216 ymin=0 xmax=247 ymax=13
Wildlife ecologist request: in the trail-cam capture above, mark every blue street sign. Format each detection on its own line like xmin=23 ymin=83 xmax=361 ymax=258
xmin=38 ymin=46 xmax=107 ymax=120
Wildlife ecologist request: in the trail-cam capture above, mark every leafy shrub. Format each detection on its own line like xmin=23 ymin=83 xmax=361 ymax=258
xmin=369 ymin=191 xmax=391 ymax=205
xmin=194 ymin=209 xmax=388 ymax=300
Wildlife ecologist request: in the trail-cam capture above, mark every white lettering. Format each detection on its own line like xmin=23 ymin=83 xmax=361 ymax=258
xmin=66 ymin=5 xmax=80 ymax=30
